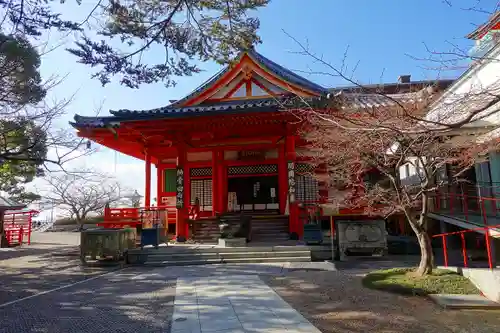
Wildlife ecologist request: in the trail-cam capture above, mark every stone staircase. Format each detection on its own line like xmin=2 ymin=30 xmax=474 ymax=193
xmin=190 ymin=218 xmax=220 ymax=243
xmin=190 ymin=213 xmax=290 ymax=243
xmin=126 ymin=245 xmax=312 ymax=266
xmin=251 ymin=215 xmax=290 ymax=242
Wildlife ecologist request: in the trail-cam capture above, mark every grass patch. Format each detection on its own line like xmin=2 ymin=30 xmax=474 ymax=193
xmin=362 ymin=268 xmax=480 ymax=296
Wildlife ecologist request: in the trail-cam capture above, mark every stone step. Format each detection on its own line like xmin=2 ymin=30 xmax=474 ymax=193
xmin=128 ymin=245 xmax=315 ymax=254
xmin=253 ymin=229 xmax=288 ymax=233
xmin=253 ymin=233 xmax=289 ymax=238
xmin=141 ymin=256 xmax=311 ymax=266
xmin=251 ymin=224 xmax=288 ymax=229
xmin=252 ymin=227 xmax=288 ymax=232
xmin=142 ymin=250 xmax=310 ymax=261
xmin=191 ymin=235 xmax=217 ymax=239
xmin=251 ymin=219 xmax=288 ymax=223
xmin=193 ymin=233 xmax=291 ymax=240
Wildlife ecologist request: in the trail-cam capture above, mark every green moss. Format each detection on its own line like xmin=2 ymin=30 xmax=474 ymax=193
xmin=362 ymin=268 xmax=480 ymax=296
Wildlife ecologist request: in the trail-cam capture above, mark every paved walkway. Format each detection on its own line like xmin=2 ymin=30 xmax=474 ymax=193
xmin=171 ymin=275 xmax=321 ymax=333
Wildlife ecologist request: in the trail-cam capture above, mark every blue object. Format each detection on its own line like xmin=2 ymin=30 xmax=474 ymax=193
xmin=303 ymin=224 xmax=323 ymax=245
xmin=141 ymin=226 xmax=160 ymax=248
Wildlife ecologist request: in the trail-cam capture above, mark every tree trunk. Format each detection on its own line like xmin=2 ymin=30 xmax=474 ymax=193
xmin=415 ymin=229 xmax=434 ymax=276
xmin=76 ymin=212 xmax=84 ymax=231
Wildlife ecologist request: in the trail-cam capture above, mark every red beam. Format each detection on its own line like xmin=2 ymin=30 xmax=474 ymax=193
xmin=145 ymin=152 xmax=152 ymax=207
xmin=251 ymin=77 xmax=276 ymax=96
xmin=222 ymin=80 xmax=246 ymax=99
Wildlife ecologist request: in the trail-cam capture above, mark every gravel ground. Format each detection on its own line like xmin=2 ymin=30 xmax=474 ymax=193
xmin=262 ymin=270 xmax=500 ymax=333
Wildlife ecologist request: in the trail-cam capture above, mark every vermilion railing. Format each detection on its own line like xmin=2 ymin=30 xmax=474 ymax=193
xmin=101 ymin=205 xmax=177 ymax=229
xmin=432 ymin=223 xmax=500 ymax=269
xmin=430 ymin=184 xmax=500 ymax=270
xmin=432 ymin=184 xmax=500 ymax=221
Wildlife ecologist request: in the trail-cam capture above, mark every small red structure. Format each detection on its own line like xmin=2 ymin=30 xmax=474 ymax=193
xmin=3 ymin=210 xmax=37 ymax=246
xmin=0 ymin=196 xmax=28 ymax=247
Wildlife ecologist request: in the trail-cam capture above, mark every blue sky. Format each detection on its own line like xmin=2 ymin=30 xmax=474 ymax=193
xmin=37 ymin=0 xmax=496 ymax=208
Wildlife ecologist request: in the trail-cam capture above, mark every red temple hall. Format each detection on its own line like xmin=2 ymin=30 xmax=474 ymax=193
xmin=71 ymin=50 xmax=428 ymax=243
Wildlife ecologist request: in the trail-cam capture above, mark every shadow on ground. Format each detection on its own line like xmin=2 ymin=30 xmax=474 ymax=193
xmin=0 ymin=242 xmax=295 ymax=333
xmin=0 ymin=267 xmax=176 ymax=333
xmin=262 ymin=267 xmax=500 ymax=333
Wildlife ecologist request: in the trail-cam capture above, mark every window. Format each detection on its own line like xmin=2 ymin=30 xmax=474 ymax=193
xmin=190 ymin=179 xmax=213 ymax=210
xmin=163 ymin=169 xmax=176 ymax=193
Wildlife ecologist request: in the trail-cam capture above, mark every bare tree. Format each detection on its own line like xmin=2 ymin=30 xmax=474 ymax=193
xmin=302 ymin=95 xmax=491 ymax=275
xmin=40 ymin=171 xmax=124 ymax=228
xmin=285 ymin=9 xmax=500 ymax=275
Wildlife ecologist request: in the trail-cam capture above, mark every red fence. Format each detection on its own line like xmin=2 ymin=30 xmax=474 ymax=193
xmin=100 ymin=205 xmax=177 ymax=229
xmin=430 ymin=184 xmax=500 ymax=270
xmin=3 ymin=210 xmax=37 ymax=246
xmin=432 ymin=223 xmax=499 ymax=269
xmin=433 ymin=184 xmax=500 ymax=219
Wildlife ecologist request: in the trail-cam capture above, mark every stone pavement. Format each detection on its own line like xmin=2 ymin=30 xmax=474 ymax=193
xmin=0 ymin=268 xmax=176 ymax=333
xmin=0 ymin=237 xmax=330 ymax=333
xmin=171 ymin=275 xmax=321 ymax=333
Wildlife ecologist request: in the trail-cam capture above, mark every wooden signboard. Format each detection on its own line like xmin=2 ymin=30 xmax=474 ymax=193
xmin=161 ymin=196 xmax=176 ymax=206
xmin=238 ymin=150 xmax=265 ymax=161
xmin=287 ymin=161 xmax=296 ymax=203
xmin=320 ymin=204 xmax=339 ymax=216
xmin=176 ymin=168 xmax=184 ymax=208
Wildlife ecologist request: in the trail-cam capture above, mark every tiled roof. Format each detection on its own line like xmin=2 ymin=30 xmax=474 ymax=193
xmin=248 ymin=50 xmax=328 ymax=94
xmin=71 ymin=97 xmax=303 ymax=128
xmin=0 ymin=196 xmax=25 ymax=210
xmin=71 ymin=89 xmax=437 ymax=129
xmin=71 ymin=49 xmax=450 ymax=129
xmin=467 ymin=11 xmax=500 ymax=40
xmin=165 ymin=50 xmax=328 ymax=108
xmin=333 ymin=90 xmax=432 ymax=109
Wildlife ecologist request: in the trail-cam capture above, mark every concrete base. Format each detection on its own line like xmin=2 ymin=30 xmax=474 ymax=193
xmin=439 ymin=266 xmax=500 ymax=303
xmin=428 ymin=294 xmax=500 ymax=309
xmin=218 ymin=238 xmax=246 ymax=247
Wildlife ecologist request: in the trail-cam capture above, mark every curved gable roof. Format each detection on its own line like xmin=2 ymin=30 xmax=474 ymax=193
xmin=146 ymin=49 xmax=328 ymax=109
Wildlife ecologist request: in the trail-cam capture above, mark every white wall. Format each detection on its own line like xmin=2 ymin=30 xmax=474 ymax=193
xmin=399 ymin=157 xmax=426 ymax=185
xmin=425 ymin=44 xmax=500 ymax=131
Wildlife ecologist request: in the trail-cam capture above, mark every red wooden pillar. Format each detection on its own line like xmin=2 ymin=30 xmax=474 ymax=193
xmin=156 ymin=165 xmax=163 ymax=206
xmin=184 ymin=161 xmax=190 ymax=238
xmin=212 ymin=150 xmax=218 ymax=215
xmin=286 ymin=135 xmax=300 ymax=239
xmin=278 ymin=143 xmax=288 ymax=214
xmin=218 ymin=151 xmax=226 ymax=213
xmin=176 ymin=149 xmax=188 ymax=241
xmin=145 ymin=151 xmax=152 ymax=208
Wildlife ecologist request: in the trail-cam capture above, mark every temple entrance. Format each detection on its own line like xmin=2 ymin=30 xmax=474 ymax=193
xmin=227 ymin=176 xmax=279 ymax=212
